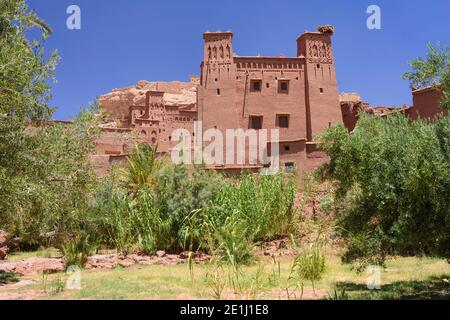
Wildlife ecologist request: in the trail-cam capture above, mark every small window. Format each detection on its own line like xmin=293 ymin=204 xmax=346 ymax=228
xmin=316 ymin=64 xmax=320 ymax=69
xmin=277 ymin=114 xmax=289 ymax=128
xmin=278 ymin=80 xmax=289 ymax=94
xmin=249 ymin=116 xmax=263 ymax=130
xmin=250 ymin=80 xmax=262 ymax=92
xmin=266 ymin=83 xmax=270 ymax=88
xmin=319 ymin=88 xmax=324 ymax=94
xmin=217 ymin=89 xmax=221 ymax=95
xmin=284 ymin=162 xmax=296 ymax=173
xmin=284 ymin=145 xmax=290 ymax=152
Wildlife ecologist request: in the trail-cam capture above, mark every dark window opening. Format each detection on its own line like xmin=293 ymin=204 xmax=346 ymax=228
xmin=278 ymin=80 xmax=289 ymax=94
xmin=217 ymin=89 xmax=221 ymax=95
xmin=277 ymin=115 xmax=290 ymax=128
xmin=316 ymin=64 xmax=320 ymax=69
xmin=249 ymin=116 xmax=263 ymax=130
xmin=319 ymin=88 xmax=324 ymax=94
xmin=250 ymin=80 xmax=262 ymax=92
xmin=266 ymin=83 xmax=270 ymax=88
xmin=284 ymin=162 xmax=296 ymax=173
xmin=284 ymin=145 xmax=290 ymax=152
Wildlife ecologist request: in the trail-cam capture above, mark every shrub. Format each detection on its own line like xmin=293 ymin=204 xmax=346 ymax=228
xmin=62 ymin=232 xmax=97 ymax=268
xmin=317 ymin=113 xmax=450 ymax=265
xmin=94 ymin=145 xmax=297 ymax=263
xmin=290 ymin=239 xmax=326 ymax=292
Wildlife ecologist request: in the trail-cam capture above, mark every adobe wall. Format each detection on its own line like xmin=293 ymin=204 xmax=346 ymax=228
xmin=234 ymin=57 xmax=308 ymax=141
xmin=93 ymin=27 xmax=356 ymax=178
xmin=408 ymin=87 xmax=447 ymax=120
xmin=198 ymin=27 xmax=342 ymax=178
xmin=341 ymin=87 xmax=446 ymax=133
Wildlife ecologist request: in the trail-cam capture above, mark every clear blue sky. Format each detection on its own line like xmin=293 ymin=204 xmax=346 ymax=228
xmin=27 ymin=0 xmax=450 ymax=120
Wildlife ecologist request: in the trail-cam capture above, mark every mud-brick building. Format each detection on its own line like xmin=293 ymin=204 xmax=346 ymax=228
xmin=408 ymin=86 xmax=448 ymax=120
xmin=197 ymin=26 xmax=342 ymax=174
xmin=94 ymin=25 xmax=447 ymax=177
xmin=95 ymin=26 xmax=343 ymax=176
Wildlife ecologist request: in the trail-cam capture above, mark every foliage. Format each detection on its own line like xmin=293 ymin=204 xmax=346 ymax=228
xmin=317 ymin=113 xmax=450 ymax=266
xmin=326 ymin=287 xmax=349 ymax=300
xmin=119 ymin=144 xmax=162 ymax=192
xmin=289 ymin=237 xmax=326 ymax=293
xmin=0 ymin=0 xmax=59 ymax=245
xmin=403 ymin=42 xmax=450 ymax=111
xmin=62 ymin=233 xmax=97 ymax=268
xmin=94 ymin=145 xmax=297 ymax=263
xmin=0 ymin=104 xmax=101 ymax=251
xmin=198 ymin=173 xmax=297 ymax=264
xmin=0 ymin=0 xmax=57 ymax=122
xmin=0 ymin=0 xmax=103 ymax=258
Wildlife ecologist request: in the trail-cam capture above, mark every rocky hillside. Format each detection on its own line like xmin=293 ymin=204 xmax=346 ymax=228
xmin=98 ymin=77 xmax=199 ymax=120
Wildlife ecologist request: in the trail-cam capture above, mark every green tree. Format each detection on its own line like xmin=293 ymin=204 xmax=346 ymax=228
xmin=315 ymin=43 xmax=450 ymax=268
xmin=403 ymin=43 xmax=450 ymax=111
xmin=0 ymin=1 xmax=101 ymax=254
xmin=317 ymin=114 xmax=450 ymax=267
xmin=1 ymin=0 xmax=59 ymax=244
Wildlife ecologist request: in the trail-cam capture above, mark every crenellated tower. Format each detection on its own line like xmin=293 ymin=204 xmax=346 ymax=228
xmin=297 ymin=26 xmax=342 ymax=140
xmin=199 ymin=31 xmax=239 ymax=132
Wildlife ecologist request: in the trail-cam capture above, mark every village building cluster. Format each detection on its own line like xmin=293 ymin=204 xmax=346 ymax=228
xmin=91 ymin=26 xmax=447 ymax=177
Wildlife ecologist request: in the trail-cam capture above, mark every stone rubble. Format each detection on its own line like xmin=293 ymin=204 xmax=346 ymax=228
xmin=0 ymin=251 xmax=211 ymax=276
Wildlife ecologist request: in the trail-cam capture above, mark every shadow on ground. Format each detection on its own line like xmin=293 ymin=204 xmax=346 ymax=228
xmin=0 ymin=270 xmax=20 ymax=286
xmin=336 ymin=274 xmax=450 ymax=300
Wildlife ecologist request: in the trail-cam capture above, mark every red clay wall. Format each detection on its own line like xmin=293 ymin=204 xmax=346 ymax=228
xmin=408 ymin=87 xmax=447 ymax=120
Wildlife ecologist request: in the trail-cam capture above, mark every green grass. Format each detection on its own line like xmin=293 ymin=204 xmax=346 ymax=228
xmin=7 ymin=248 xmax=62 ymax=262
xmin=1 ymin=249 xmax=448 ymax=300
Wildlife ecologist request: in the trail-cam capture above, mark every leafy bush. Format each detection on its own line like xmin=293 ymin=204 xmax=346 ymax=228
xmin=62 ymin=233 xmax=97 ymax=268
xmin=0 ymin=106 xmax=101 ymax=251
xmin=198 ymin=173 xmax=297 ymax=264
xmin=94 ymin=145 xmax=297 ymax=263
xmin=317 ymin=113 xmax=450 ymax=265
xmin=290 ymin=239 xmax=326 ymax=292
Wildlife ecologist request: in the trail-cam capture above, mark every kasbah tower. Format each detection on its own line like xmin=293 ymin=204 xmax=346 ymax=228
xmin=96 ymin=26 xmax=346 ymax=178
xmin=197 ymin=26 xmax=341 ymax=175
